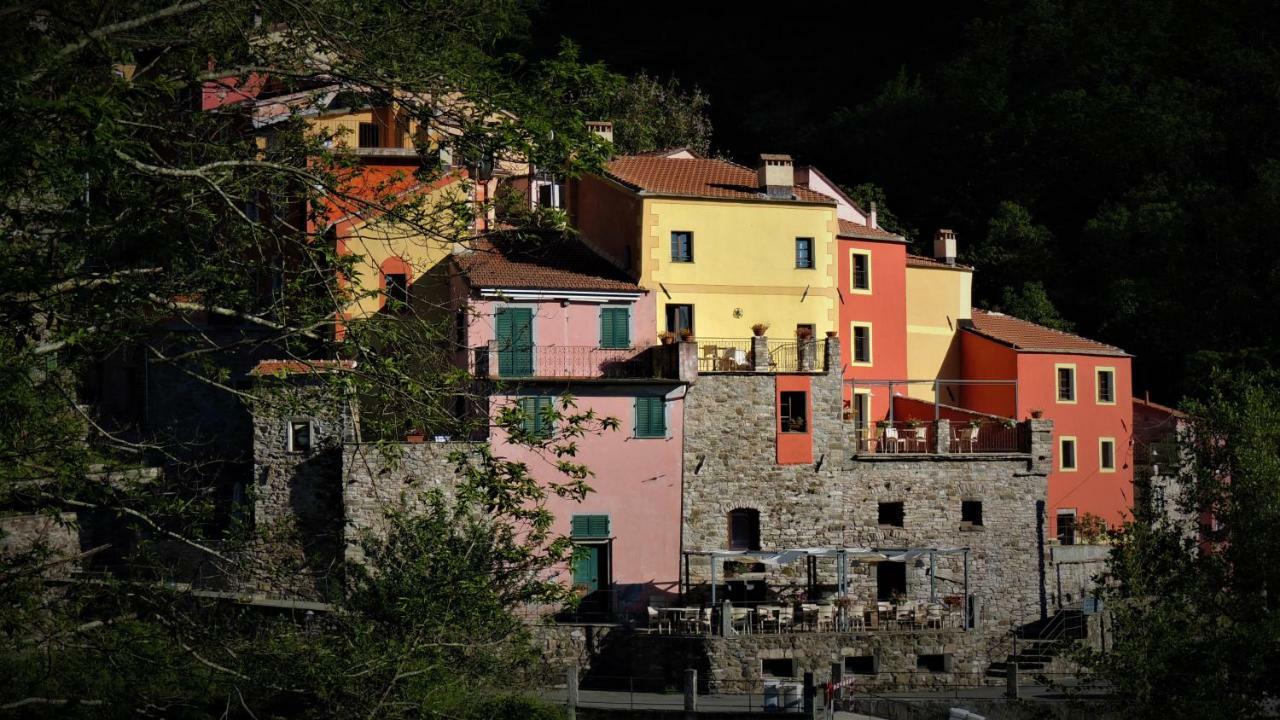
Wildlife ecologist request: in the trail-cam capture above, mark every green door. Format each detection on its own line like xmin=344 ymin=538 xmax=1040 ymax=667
xmin=572 ymin=544 xmax=602 ymax=594
xmin=495 ymin=307 xmax=533 ymax=376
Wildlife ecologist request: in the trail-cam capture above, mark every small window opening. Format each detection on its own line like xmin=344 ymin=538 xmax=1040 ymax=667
xmin=844 ymin=656 xmax=877 ymax=675
xmin=917 ymin=654 xmax=947 ymax=673
xmin=878 ymin=501 xmax=904 ymax=527
xmin=288 ymin=421 xmax=312 ymax=453
xmin=761 ymin=658 xmax=795 ymax=678
xmin=961 ymin=501 xmax=984 ymax=527
xmin=780 ymin=391 xmax=808 ymax=433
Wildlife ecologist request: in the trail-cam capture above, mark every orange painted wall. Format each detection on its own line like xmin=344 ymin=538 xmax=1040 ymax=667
xmin=1015 ymin=352 xmax=1134 ymax=533
xmin=775 ymin=375 xmax=813 ymax=465
xmin=958 ymin=333 xmax=1019 ymax=416
xmin=838 ymin=238 xmax=907 ymax=421
xmin=570 ymin=175 xmax=642 ymax=274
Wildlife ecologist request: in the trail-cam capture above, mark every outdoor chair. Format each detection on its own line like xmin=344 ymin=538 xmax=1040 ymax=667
xmin=909 ymin=424 xmax=929 ymax=452
xmin=816 ymin=604 xmax=835 ymax=632
xmin=697 ymin=607 xmax=714 ymax=635
xmin=647 ymin=606 xmax=670 ymax=634
xmin=847 ymin=604 xmax=866 ymax=631
xmin=730 ymin=607 xmax=753 ymax=635
xmin=799 ymin=603 xmax=818 ymax=630
xmin=954 ymin=424 xmax=980 ymax=452
xmin=895 ymin=602 xmax=916 ymax=629
xmin=913 ymin=604 xmax=931 ymax=628
xmin=777 ymin=606 xmax=795 ymax=633
xmin=881 ymin=427 xmax=904 ymax=453
xmin=925 ymin=604 xmax=945 ymax=629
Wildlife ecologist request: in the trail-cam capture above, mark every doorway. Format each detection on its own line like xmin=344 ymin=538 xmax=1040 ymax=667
xmin=877 ymin=561 xmax=907 ymax=601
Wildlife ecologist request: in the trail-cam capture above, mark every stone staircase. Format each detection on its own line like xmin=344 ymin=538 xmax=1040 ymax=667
xmin=985 ymin=606 xmax=1086 ymax=680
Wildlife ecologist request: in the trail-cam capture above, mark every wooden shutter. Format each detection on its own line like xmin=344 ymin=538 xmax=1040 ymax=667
xmin=496 ymin=307 xmax=533 ymax=376
xmin=635 ymin=396 xmax=665 ymax=437
xmin=601 ymin=307 xmax=630 ymax=348
xmin=571 ymin=514 xmax=609 ymax=538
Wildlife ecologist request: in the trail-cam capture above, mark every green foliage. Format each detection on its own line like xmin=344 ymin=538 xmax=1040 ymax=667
xmin=0 ymin=1 xmax=619 ymax=715
xmin=841 ymin=182 xmax=918 ymax=243
xmin=1082 ymin=369 xmax=1280 ymax=718
xmin=998 ymin=281 xmax=1073 ymax=332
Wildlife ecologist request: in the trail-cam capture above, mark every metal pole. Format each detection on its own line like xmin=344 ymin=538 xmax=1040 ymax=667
xmin=1014 ymin=380 xmax=1019 ymax=417
xmin=929 ymin=551 xmax=936 ymax=603
xmin=934 ymin=379 xmax=940 ymax=421
xmin=888 ymin=382 xmax=895 ymax=423
xmin=963 ymin=549 xmax=970 ymax=630
xmin=711 ymin=556 xmax=717 ymax=608
xmin=684 ymin=668 xmax=698 ymax=714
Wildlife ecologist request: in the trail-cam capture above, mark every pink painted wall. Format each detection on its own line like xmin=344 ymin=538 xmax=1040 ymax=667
xmin=489 ymin=389 xmax=684 ymax=607
xmin=464 ymin=294 xmax=656 ymax=351
xmin=838 ymin=238 xmax=908 ymax=421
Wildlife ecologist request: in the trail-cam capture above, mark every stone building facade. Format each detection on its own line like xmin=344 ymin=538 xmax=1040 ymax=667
xmin=681 ymin=338 xmax=1053 ymax=630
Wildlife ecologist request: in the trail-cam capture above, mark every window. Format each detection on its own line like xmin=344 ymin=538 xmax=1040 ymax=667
xmin=536 ymin=181 xmax=564 ymax=208
xmin=600 ymin=307 xmax=631 ymax=349
xmin=795 ymin=237 xmax=814 ymax=268
xmin=671 ymin=231 xmax=694 ymax=262
xmin=358 ymin=122 xmax=380 ymax=148
xmin=728 ymin=508 xmax=760 ymax=551
xmin=844 ymin=656 xmax=877 ymax=675
xmin=1096 ymin=368 xmax=1116 ymax=404
xmin=1056 ymin=364 xmax=1077 ymax=403
xmin=878 ymin=501 xmax=904 ymax=527
xmin=1100 ymin=437 xmax=1116 ymax=472
xmin=780 ymin=391 xmax=808 ymax=433
xmin=850 ymin=250 xmax=871 ymax=292
xmin=761 ymin=659 xmax=795 ymax=678
xmin=876 ymin=561 xmax=906 ymax=600
xmin=665 ymin=304 xmax=694 ymax=335
xmin=287 ymin=420 xmax=312 ymax=453
xmin=1057 ymin=510 xmax=1077 ymax=545
xmin=1059 ymin=437 xmax=1077 ymax=471
xmin=852 ymin=323 xmax=872 ymax=364
xmin=570 ymin=514 xmax=610 ymax=538
xmin=384 ymin=272 xmax=409 ymax=306
xmin=519 ymin=396 xmax=554 ymax=437
xmin=917 ymin=654 xmax=948 ymax=673
xmin=961 ymin=500 xmax=983 ymax=527
xmin=634 ymin=396 xmax=666 ymax=438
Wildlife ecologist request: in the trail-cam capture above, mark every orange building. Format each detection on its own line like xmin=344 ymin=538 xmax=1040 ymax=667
xmin=959 ymin=310 xmax=1134 ymax=540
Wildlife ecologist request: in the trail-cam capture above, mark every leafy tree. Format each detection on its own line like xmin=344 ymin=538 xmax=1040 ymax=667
xmin=997 ymin=281 xmax=1073 ymax=332
xmin=842 ymin=182 xmax=918 ymax=242
xmin=1081 ymin=369 xmax=1280 ymax=718
xmin=0 ymin=0 xmax=615 ymax=715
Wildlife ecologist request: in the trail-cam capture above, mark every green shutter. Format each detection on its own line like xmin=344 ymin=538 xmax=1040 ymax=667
xmin=495 ymin=307 xmax=533 ymax=376
xmin=571 ymin=514 xmax=609 ymax=538
xmin=635 ymin=396 xmax=665 ymax=438
xmin=601 ymin=307 xmax=630 ymax=349
xmin=520 ymin=396 xmax=553 ymax=436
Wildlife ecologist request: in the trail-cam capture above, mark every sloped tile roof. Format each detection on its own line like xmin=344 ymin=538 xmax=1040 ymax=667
xmin=838 ymin=219 xmax=906 ymax=242
xmin=454 ymin=231 xmax=642 ymax=293
xmin=251 ymin=359 xmax=357 ymax=377
xmin=965 ymin=309 xmax=1129 ymax=356
xmin=605 ymin=156 xmax=835 ymax=204
xmin=906 ymin=253 xmax=974 ymax=270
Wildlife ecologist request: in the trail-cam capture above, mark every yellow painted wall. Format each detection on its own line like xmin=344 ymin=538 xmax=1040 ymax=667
xmin=642 ymin=198 xmax=838 ymax=340
xmin=904 ymin=265 xmax=973 ymax=400
xmin=341 ymin=181 xmax=469 ymax=320
xmin=308 ymin=108 xmax=421 ymax=149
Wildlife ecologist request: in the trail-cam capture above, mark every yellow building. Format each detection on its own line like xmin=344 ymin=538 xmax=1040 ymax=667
xmin=572 ymin=153 xmax=839 ymax=342
xmin=903 ymin=232 xmax=973 ymax=400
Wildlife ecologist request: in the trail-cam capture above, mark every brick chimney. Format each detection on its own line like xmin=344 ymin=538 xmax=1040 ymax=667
xmin=934 ymin=229 xmax=957 ymax=265
xmin=586 ymin=120 xmax=614 ymax=144
xmin=758 ymin=154 xmax=794 ymax=199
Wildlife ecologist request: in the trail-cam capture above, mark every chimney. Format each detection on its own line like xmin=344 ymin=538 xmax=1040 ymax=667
xmin=757 ymin=154 xmax=794 ymax=199
xmin=869 ymin=202 xmax=878 ymax=229
xmin=586 ymin=120 xmax=614 ymax=144
xmin=934 ymin=229 xmax=957 ymax=265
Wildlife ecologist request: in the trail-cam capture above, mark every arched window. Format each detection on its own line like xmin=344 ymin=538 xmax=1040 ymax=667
xmin=728 ymin=508 xmax=760 ymax=551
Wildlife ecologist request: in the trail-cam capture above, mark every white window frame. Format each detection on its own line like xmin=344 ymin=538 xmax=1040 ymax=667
xmin=850 ymin=322 xmax=873 ymax=366
xmin=287 ymin=418 xmax=314 ymax=454
xmin=849 ymin=248 xmax=872 ymax=294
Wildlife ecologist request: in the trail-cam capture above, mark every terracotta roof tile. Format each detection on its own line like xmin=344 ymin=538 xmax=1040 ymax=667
xmin=251 ymin=359 xmax=356 ymax=377
xmin=604 ymin=156 xmax=835 ymax=204
xmin=454 ymin=231 xmax=641 ymax=293
xmin=965 ymin=309 xmax=1129 ymax=357
xmin=906 ymin=253 xmax=974 ymax=270
xmin=838 ymin=219 xmax=906 ymax=242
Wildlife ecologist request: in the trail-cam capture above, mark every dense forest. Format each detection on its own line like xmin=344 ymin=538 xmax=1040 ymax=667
xmin=538 ymin=0 xmax=1280 ymax=402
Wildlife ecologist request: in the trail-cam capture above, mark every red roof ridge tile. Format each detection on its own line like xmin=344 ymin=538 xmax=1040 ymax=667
xmin=251 ymin=359 xmax=357 ymax=377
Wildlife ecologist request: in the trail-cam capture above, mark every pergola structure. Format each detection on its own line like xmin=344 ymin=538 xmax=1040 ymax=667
xmin=681 ymin=545 xmax=973 ymax=629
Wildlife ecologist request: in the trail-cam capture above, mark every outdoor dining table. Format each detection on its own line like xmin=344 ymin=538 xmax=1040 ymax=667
xmin=662 ymin=607 xmax=700 ymax=633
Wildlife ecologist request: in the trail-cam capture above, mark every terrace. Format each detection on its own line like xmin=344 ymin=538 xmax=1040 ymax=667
xmin=845 ymin=379 xmax=1030 ymax=454
xmin=694 ymin=336 xmax=827 ymax=374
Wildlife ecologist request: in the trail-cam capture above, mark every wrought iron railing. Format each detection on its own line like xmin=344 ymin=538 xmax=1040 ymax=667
xmin=694 ymin=337 xmax=825 ymax=373
xmin=851 ymin=420 xmax=1031 ymax=455
xmin=473 ymin=344 xmax=676 ymax=380
xmin=694 ymin=338 xmax=755 ymax=373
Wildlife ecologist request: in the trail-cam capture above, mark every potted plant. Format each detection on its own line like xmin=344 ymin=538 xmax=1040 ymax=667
xmin=679 ymin=328 xmax=694 ymax=342
xmin=906 ymin=418 xmax=924 ymax=429
xmin=751 ymin=322 xmax=770 ymax=337
xmin=842 ymin=400 xmax=854 ymax=421
xmin=825 ymin=330 xmax=837 ymax=338
xmin=658 ymin=331 xmax=675 ymax=345
xmin=405 ymin=429 xmax=425 ymax=443
xmin=1030 ymin=408 xmax=1044 ymax=419
xmin=1002 ymin=418 xmax=1017 ymax=429
xmin=968 ymin=418 xmax=983 ymax=429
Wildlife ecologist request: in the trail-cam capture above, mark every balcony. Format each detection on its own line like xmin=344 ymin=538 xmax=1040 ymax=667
xmin=696 ymin=336 xmax=826 ymax=374
xmin=849 ymin=419 xmax=1031 ymax=455
xmin=472 ymin=342 xmax=679 ymax=380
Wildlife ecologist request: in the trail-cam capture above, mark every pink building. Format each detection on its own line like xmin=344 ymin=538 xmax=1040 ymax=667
xmin=451 ymin=233 xmax=686 ymax=615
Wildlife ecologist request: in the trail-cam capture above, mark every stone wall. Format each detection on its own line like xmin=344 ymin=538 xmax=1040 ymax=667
xmin=341 ymin=440 xmax=476 ymax=562
xmin=681 ymin=338 xmax=1052 ymax=630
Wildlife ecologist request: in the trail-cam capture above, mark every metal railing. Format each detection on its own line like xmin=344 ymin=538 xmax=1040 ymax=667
xmin=851 ymin=420 xmax=1030 ymax=454
xmin=643 ymin=599 xmax=964 ymax=637
xmin=694 ymin=338 xmax=755 ymax=373
xmin=473 ymin=344 xmax=676 ymax=380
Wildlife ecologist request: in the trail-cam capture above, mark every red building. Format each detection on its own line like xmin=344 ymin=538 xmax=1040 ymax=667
xmin=959 ymin=310 xmax=1134 ymax=541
